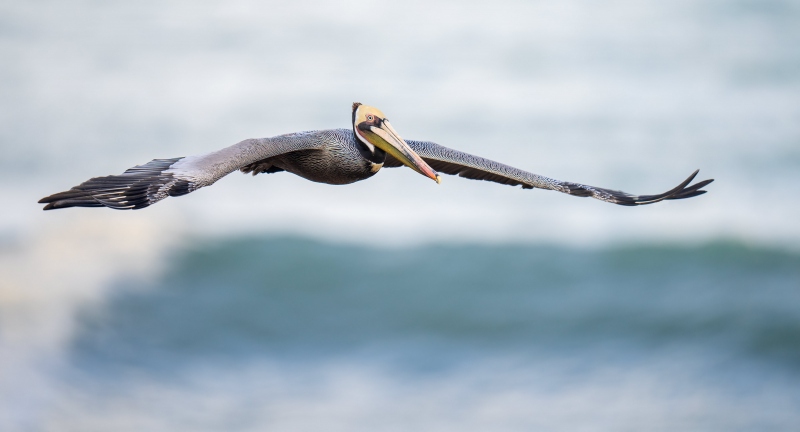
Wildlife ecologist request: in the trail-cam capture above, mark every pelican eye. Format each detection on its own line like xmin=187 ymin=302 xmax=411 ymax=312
xmin=367 ymin=115 xmax=374 ymax=121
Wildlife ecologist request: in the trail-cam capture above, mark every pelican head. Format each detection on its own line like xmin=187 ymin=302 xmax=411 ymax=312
xmin=352 ymin=103 xmax=440 ymax=183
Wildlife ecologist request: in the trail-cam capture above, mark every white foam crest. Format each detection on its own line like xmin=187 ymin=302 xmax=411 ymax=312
xmin=0 ymin=215 xmax=180 ymax=430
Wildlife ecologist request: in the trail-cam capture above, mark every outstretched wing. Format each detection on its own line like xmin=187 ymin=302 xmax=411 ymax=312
xmin=38 ymin=131 xmax=330 ymax=210
xmin=384 ymin=139 xmax=713 ymax=206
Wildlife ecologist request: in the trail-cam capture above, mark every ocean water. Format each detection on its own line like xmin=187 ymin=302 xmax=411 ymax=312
xmin=8 ymin=236 xmax=800 ymax=431
xmin=2 ymin=0 xmax=800 ymax=430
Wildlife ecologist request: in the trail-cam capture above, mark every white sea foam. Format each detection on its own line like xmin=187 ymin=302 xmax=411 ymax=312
xmin=0 ymin=216 xmax=178 ymax=430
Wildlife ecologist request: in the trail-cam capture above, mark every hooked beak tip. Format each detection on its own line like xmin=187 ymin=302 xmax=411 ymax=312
xmin=370 ymin=119 xmax=441 ymax=184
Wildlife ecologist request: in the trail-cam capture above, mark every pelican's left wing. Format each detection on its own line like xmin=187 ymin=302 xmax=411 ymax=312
xmin=384 ymin=140 xmax=713 ymax=206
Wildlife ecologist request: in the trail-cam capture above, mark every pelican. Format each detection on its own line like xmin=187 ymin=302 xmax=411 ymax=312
xmin=39 ymin=103 xmax=713 ymax=210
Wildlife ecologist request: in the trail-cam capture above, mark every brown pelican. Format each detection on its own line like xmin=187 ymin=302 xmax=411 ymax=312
xmin=39 ymin=103 xmax=713 ymax=210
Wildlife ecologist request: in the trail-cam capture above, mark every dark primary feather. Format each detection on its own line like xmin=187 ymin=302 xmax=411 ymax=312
xmin=386 ymin=140 xmax=714 ymax=206
xmin=37 ymin=158 xmax=193 ymax=210
xmin=558 ymin=170 xmax=710 ymax=206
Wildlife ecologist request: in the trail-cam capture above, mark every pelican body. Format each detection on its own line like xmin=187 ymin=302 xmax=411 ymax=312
xmin=39 ymin=103 xmax=712 ymax=211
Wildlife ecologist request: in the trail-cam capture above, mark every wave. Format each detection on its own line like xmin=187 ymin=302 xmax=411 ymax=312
xmin=69 ymin=236 xmax=800 ymax=375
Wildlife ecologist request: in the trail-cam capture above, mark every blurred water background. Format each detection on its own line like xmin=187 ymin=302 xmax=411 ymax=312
xmin=1 ymin=0 xmax=799 ymax=430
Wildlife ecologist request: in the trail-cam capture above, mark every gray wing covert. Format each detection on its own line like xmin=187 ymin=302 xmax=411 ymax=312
xmin=386 ymin=139 xmax=713 ymax=206
xmin=38 ymin=131 xmax=330 ymax=210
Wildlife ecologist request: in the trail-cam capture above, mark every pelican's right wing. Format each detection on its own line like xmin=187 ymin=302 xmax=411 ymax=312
xmin=385 ymin=139 xmax=713 ymax=206
xmin=38 ymin=131 xmax=330 ymax=210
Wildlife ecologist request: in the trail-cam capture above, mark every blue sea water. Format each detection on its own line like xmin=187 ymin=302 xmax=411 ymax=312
xmin=48 ymin=237 xmax=799 ymax=430
xmin=75 ymin=238 xmax=800 ymax=368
